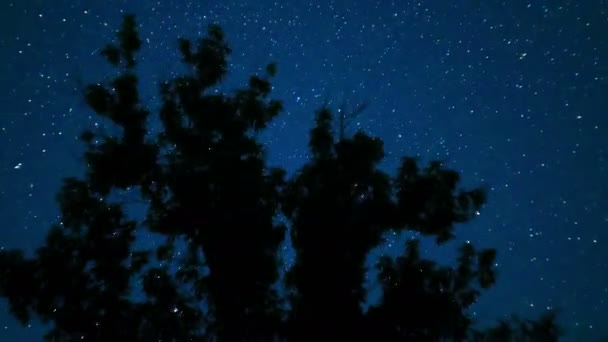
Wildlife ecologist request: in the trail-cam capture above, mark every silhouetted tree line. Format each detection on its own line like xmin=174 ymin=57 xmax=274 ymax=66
xmin=0 ymin=14 xmax=562 ymax=341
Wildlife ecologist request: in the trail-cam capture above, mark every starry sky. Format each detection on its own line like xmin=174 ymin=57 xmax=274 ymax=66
xmin=0 ymin=0 xmax=607 ymax=340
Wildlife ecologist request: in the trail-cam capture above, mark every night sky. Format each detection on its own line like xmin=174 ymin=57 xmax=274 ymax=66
xmin=1 ymin=0 xmax=607 ymax=340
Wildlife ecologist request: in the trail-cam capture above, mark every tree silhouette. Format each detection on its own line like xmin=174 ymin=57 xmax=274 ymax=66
xmin=0 ymin=14 xmax=562 ymax=341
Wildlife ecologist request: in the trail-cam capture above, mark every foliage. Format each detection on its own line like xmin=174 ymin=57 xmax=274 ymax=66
xmin=0 ymin=14 xmax=561 ymax=341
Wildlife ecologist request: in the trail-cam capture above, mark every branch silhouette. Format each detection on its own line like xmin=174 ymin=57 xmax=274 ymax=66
xmin=0 ymin=14 xmax=562 ymax=341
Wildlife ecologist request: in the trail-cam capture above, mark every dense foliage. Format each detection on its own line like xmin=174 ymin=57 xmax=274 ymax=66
xmin=0 ymin=15 xmax=560 ymax=341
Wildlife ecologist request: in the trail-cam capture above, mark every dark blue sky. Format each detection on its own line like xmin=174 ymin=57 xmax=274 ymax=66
xmin=1 ymin=0 xmax=607 ymax=340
